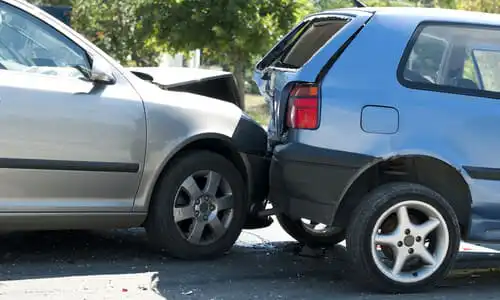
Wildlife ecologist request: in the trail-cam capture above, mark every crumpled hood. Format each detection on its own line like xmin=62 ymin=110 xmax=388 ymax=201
xmin=126 ymin=66 xmax=231 ymax=88
xmin=125 ymin=66 xmax=242 ymax=108
xmin=146 ymin=86 xmax=241 ymax=117
xmin=129 ymin=75 xmax=243 ymax=138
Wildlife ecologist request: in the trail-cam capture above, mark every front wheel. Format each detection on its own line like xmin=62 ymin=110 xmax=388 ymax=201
xmin=346 ymin=182 xmax=460 ymax=293
xmin=145 ymin=150 xmax=248 ymax=260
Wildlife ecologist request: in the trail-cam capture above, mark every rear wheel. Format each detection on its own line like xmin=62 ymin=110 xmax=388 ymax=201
xmin=277 ymin=213 xmax=345 ymax=247
xmin=145 ymin=150 xmax=248 ymax=260
xmin=346 ymin=182 xmax=460 ymax=293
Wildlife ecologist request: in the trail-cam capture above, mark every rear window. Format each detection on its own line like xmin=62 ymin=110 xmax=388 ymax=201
xmin=280 ymin=19 xmax=349 ymax=68
xmin=272 ymin=18 xmax=349 ymax=69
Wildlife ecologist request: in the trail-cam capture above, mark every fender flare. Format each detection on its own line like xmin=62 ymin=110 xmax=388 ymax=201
xmin=142 ymin=132 xmax=250 ymax=210
xmin=334 ymin=152 xmax=472 ymax=230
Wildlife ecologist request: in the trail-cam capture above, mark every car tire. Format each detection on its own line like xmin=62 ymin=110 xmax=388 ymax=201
xmin=276 ymin=213 xmax=345 ymax=247
xmin=145 ymin=150 xmax=248 ymax=260
xmin=346 ymin=182 xmax=460 ymax=293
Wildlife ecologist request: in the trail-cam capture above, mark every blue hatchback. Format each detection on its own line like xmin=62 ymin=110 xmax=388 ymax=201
xmin=254 ymin=6 xmax=500 ymax=293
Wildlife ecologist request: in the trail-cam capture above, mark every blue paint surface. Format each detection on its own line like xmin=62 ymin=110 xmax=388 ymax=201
xmin=254 ymin=7 xmax=500 ymax=243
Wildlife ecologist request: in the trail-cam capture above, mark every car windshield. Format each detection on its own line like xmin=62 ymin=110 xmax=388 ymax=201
xmin=0 ymin=7 xmax=89 ymax=75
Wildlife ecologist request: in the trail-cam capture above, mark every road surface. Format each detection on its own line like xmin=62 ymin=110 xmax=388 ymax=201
xmin=1 ymin=219 xmax=500 ymax=299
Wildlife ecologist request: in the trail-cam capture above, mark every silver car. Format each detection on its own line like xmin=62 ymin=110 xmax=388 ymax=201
xmin=0 ymin=0 xmax=270 ymax=259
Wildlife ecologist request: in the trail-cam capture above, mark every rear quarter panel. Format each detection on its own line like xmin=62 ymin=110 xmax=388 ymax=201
xmin=296 ymin=11 xmax=500 ymax=240
xmin=297 ymin=11 xmax=470 ymax=162
xmin=295 ymin=12 xmax=414 ymax=156
xmin=255 ymin=10 xmax=373 ymax=145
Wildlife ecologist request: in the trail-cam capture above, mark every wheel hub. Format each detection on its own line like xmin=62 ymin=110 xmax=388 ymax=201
xmin=194 ymin=194 xmax=216 ymax=220
xmin=199 ymin=202 xmax=209 ymax=213
xmin=403 ymin=235 xmax=415 ymax=247
xmin=173 ymin=170 xmax=234 ymax=246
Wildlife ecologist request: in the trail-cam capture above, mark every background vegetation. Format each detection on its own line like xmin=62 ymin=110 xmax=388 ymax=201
xmin=28 ymin=0 xmax=500 ymax=122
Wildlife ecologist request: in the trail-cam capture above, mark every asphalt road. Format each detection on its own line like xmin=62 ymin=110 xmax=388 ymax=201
xmin=1 ymin=220 xmax=500 ymax=299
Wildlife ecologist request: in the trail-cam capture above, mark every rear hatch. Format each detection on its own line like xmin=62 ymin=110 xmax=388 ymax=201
xmin=253 ymin=9 xmax=373 ymax=149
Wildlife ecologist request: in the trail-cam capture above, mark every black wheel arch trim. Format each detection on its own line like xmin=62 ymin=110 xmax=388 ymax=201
xmin=147 ymin=132 xmax=246 ymax=209
xmin=154 ymin=132 xmax=245 ymax=182
xmin=150 ymin=122 xmax=269 ymax=208
xmin=277 ymin=143 xmax=375 ymax=168
xmin=463 ymin=166 xmax=500 ymax=181
xmin=166 ymin=114 xmax=268 ymax=157
xmin=334 ymin=154 xmax=474 ymax=233
xmin=231 ymin=114 xmax=268 ymax=156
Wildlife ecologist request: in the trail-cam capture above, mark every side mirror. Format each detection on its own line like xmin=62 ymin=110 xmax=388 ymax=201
xmin=89 ymin=57 xmax=116 ymax=85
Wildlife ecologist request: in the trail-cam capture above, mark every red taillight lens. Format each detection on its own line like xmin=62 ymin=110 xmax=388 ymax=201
xmin=286 ymin=85 xmax=319 ymax=129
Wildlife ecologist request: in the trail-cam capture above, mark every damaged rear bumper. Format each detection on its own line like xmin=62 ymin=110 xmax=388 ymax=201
xmin=269 ymin=143 xmax=374 ymax=225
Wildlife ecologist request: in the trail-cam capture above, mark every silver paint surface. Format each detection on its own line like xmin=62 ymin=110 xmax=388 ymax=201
xmin=0 ymin=0 xmax=243 ymax=229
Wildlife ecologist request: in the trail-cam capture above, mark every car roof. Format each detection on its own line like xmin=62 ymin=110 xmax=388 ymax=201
xmin=320 ymin=6 xmax=500 ymax=27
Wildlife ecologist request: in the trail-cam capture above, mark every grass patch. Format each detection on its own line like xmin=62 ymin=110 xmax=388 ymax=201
xmin=245 ymin=94 xmax=269 ymax=126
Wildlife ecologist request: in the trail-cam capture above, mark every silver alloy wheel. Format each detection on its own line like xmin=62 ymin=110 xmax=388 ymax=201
xmin=300 ymin=219 xmax=342 ymax=236
xmin=173 ymin=170 xmax=234 ymax=245
xmin=370 ymin=200 xmax=450 ymax=284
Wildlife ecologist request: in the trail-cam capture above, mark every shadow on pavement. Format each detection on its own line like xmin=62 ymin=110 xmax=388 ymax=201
xmin=0 ymin=229 xmax=500 ymax=299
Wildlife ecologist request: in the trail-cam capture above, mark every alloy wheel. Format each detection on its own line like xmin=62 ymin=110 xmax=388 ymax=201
xmin=173 ymin=170 xmax=234 ymax=245
xmin=370 ymin=200 xmax=450 ymax=283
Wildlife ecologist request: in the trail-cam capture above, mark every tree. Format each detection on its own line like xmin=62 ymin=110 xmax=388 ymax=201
xmin=314 ymin=0 xmax=456 ymax=9
xmin=29 ymin=0 xmax=165 ymax=66
xmin=141 ymin=0 xmax=314 ymax=109
xmin=457 ymin=0 xmax=499 ymax=12
xmin=71 ymin=0 xmax=166 ymax=66
xmin=314 ymin=0 xmax=353 ymax=10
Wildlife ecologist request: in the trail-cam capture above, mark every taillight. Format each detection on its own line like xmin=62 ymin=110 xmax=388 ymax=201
xmin=286 ymin=84 xmax=319 ymax=129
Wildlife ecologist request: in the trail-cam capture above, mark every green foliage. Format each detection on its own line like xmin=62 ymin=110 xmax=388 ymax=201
xmin=313 ymin=0 xmax=456 ymax=9
xmin=314 ymin=0 xmax=353 ymax=10
xmin=462 ymin=56 xmax=477 ymax=84
xmin=29 ymin=0 xmax=500 ymax=93
xmin=143 ymin=0 xmax=313 ymax=59
xmin=71 ymin=0 xmax=166 ymax=66
xmin=458 ymin=0 xmax=500 ymax=12
xmin=29 ymin=0 xmax=165 ymax=66
xmin=140 ymin=0 xmax=314 ymax=106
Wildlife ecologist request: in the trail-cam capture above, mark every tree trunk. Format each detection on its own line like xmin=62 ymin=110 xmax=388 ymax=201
xmin=233 ymin=64 xmax=246 ymax=111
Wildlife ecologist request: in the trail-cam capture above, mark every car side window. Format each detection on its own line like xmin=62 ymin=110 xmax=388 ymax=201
xmin=0 ymin=2 xmax=90 ymax=79
xmin=399 ymin=23 xmax=500 ymax=97
xmin=404 ymin=30 xmax=448 ymax=84
xmin=462 ymin=53 xmax=480 ymax=86
xmin=472 ymin=49 xmax=500 ymax=92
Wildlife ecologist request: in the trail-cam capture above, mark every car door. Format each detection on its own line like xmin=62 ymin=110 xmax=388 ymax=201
xmin=253 ymin=9 xmax=373 ymax=149
xmin=0 ymin=1 xmax=146 ymax=213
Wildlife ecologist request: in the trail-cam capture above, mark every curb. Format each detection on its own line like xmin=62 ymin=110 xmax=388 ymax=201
xmin=449 ymin=268 xmax=500 ymax=278
xmin=449 ymin=252 xmax=500 ymax=277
